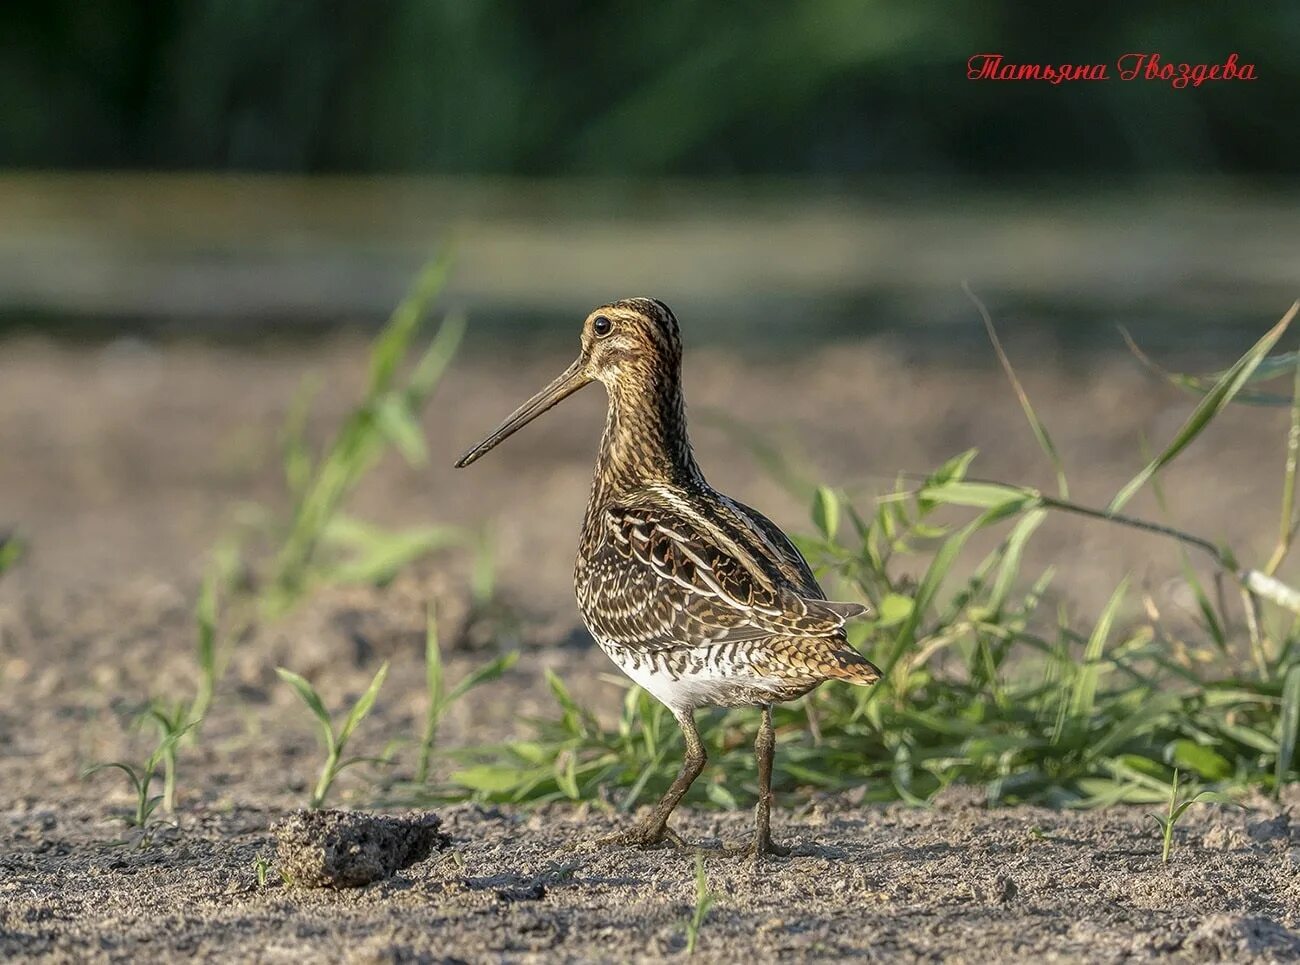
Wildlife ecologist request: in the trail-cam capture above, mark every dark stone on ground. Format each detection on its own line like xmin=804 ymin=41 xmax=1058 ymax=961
xmin=273 ymin=809 xmax=449 ymax=888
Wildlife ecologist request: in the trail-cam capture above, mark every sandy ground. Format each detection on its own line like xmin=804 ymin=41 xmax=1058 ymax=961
xmin=2 ymin=333 xmax=1299 ymax=961
xmin=4 ymin=794 xmax=1300 ymax=963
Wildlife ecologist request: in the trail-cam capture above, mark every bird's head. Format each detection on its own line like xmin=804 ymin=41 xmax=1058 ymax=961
xmin=454 ymin=297 xmax=682 ymax=468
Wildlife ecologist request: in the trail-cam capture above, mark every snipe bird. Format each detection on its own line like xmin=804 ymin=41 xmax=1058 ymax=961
xmin=455 ymin=298 xmax=879 ymax=856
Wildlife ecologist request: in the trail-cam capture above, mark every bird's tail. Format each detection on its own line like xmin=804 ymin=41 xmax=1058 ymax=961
xmin=757 ymin=638 xmax=882 ymax=685
xmin=822 ymin=648 xmax=882 ymax=686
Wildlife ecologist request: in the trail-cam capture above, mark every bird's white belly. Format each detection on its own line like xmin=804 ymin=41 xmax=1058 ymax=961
xmin=616 ymin=655 xmax=731 ymax=713
xmin=592 ymin=635 xmax=790 ymax=713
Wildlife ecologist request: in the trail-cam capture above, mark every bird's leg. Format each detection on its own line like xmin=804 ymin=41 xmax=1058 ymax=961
xmin=746 ymin=704 xmax=791 ymax=859
xmin=598 ymin=710 xmax=705 ymax=849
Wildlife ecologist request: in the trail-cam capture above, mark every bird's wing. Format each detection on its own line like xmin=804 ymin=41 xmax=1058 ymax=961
xmin=717 ymin=494 xmax=826 ymax=600
xmin=579 ymin=489 xmax=866 ymax=652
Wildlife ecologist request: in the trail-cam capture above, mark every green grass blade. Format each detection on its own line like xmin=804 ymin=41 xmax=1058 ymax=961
xmin=192 ymin=569 xmax=219 ymax=722
xmin=1179 ymin=553 xmax=1228 ymax=650
xmin=373 ymin=395 xmax=429 ymax=466
xmin=1144 ymin=461 xmax=1228 ymax=651
xmin=687 ymin=854 xmax=716 ymax=954
xmin=450 ymin=763 xmax=549 ymax=796
xmin=1123 ymin=328 xmax=1298 ymax=406
xmin=1085 ymin=693 xmax=1179 ymax=760
xmin=1267 ymin=355 xmax=1300 ymax=575
xmin=1215 ymin=720 xmax=1279 ymax=755
xmin=408 ymin=311 xmax=467 ymax=399
xmin=147 ymin=705 xmax=181 ymax=736
xmin=446 ymin=652 xmax=520 ymax=705
xmin=425 ymin=607 xmax=445 ymax=710
xmin=1109 ymin=303 xmax=1298 ymax=514
xmin=195 ymin=572 xmax=217 ymax=677
xmin=919 ymin=480 xmax=1037 ymax=510
xmin=556 ymin=751 xmax=580 ymax=799
xmin=321 ymin=517 xmax=466 ymax=585
xmin=417 ymin=606 xmax=445 ymax=785
xmin=812 ymin=486 xmax=840 ymax=540
xmin=280 ymin=376 xmax=321 ymax=497
xmin=368 ymin=255 xmax=453 ymax=394
xmin=84 ymin=761 xmax=144 ymax=796
xmin=1069 ymin=577 xmax=1129 ymax=719
xmin=1170 ymin=740 xmax=1232 ymax=781
xmin=1169 ymin=793 xmax=1211 ymax=824
xmin=965 ymin=282 xmax=1070 ymax=497
xmin=276 ymin=667 xmax=335 ymax=746
xmin=470 ymin=527 xmax=497 ymax=605
xmin=263 ymin=258 xmax=459 ymax=616
xmin=337 ymin=661 xmax=390 ymax=748
xmin=986 ymin=508 xmax=1047 ymax=615
xmin=546 ymin=669 xmax=582 ymax=719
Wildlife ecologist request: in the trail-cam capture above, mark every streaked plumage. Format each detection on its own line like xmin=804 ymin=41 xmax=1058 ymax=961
xmin=579 ymin=490 xmax=876 ymax=710
xmin=455 ymin=297 xmax=879 ymax=856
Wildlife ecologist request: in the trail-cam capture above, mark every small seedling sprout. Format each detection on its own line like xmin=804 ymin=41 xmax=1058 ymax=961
xmin=146 ymin=701 xmax=198 ymax=814
xmin=253 ymin=854 xmax=271 ymax=889
xmin=277 ymin=662 xmax=391 ymax=809
xmin=189 ymin=569 xmax=220 ymax=728
xmin=415 ymin=605 xmax=518 ymax=785
xmin=1148 ymin=770 xmax=1211 ymax=864
xmin=685 ymin=854 xmax=717 ymax=955
xmin=84 ymin=713 xmax=196 ymax=827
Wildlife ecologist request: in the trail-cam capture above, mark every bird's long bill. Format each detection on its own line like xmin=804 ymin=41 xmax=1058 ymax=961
xmin=454 ymin=358 xmax=591 ymax=468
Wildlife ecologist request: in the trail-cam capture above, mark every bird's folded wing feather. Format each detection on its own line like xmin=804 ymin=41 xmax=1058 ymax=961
xmin=580 ymin=494 xmax=867 ymax=651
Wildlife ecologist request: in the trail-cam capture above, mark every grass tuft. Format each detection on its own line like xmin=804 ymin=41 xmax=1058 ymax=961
xmin=450 ymin=301 xmax=1300 ymax=812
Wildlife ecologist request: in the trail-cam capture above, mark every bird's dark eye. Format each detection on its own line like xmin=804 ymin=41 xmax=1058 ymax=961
xmin=593 ymin=315 xmax=613 ymax=337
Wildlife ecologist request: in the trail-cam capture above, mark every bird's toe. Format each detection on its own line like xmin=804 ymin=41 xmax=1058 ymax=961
xmin=592 ymin=824 xmax=685 ymax=851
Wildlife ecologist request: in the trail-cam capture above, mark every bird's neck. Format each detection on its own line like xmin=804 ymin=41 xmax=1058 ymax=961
xmin=593 ymin=366 xmax=702 ymax=494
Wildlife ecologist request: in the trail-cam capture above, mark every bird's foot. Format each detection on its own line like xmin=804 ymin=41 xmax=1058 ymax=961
xmin=735 ymin=833 xmax=792 ymax=862
xmin=592 ymin=823 xmax=685 ymax=851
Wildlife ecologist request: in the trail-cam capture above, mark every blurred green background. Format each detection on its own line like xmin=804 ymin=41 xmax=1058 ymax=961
xmin=1 ymin=2 xmax=1297 ymax=344
xmin=4 ymin=2 xmax=1297 ymax=176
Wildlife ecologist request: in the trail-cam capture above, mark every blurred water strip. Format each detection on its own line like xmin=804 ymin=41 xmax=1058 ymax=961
xmin=1 ymin=174 xmax=1297 ymax=349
